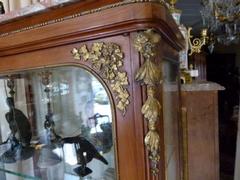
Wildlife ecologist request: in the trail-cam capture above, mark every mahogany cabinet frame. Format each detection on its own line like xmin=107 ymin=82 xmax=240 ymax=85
xmin=0 ymin=1 xmax=184 ymax=180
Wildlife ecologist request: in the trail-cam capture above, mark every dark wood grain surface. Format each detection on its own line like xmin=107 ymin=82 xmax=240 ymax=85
xmin=181 ymin=91 xmax=220 ymax=180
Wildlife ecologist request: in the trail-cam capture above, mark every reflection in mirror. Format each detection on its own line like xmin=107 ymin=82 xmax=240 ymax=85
xmin=0 ymin=66 xmax=116 ymax=180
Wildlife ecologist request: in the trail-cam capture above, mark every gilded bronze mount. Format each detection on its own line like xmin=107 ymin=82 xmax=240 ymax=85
xmin=134 ymin=29 xmax=162 ymax=175
xmin=71 ymin=42 xmax=130 ymax=115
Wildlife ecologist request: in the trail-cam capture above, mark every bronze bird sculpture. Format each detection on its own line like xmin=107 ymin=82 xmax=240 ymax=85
xmin=62 ymin=136 xmax=108 ymax=177
xmin=0 ymin=97 xmax=34 ymax=163
xmin=0 ymin=1 xmax=5 ymax=14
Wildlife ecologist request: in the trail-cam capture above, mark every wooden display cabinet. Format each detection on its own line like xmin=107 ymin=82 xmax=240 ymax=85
xmin=0 ymin=1 xmax=184 ymax=179
xmin=181 ymin=82 xmax=224 ymax=180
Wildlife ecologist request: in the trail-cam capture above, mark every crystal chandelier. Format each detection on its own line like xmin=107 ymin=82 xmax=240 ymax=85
xmin=201 ymin=0 xmax=240 ymax=45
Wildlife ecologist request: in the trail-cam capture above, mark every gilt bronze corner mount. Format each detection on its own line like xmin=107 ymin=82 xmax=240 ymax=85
xmin=72 ymin=42 xmax=130 ymax=115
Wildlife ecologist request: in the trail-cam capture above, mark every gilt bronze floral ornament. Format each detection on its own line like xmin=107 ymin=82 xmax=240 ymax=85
xmin=134 ymin=29 xmax=162 ymax=175
xmin=72 ymin=42 xmax=130 ymax=115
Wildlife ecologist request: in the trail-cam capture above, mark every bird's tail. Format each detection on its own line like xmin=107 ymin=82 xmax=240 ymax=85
xmin=95 ymin=152 xmax=108 ymax=165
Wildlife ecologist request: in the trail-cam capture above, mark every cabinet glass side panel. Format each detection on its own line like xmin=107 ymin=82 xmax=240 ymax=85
xmin=162 ymin=60 xmax=181 ymax=180
xmin=0 ymin=66 xmax=116 ymax=180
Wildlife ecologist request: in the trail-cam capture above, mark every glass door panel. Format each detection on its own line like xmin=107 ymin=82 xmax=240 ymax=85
xmin=0 ymin=66 xmax=116 ymax=180
xmin=162 ymin=60 xmax=181 ymax=180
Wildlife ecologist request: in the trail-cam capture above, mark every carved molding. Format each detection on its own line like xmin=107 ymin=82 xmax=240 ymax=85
xmin=0 ymin=0 xmax=168 ymax=37
xmin=72 ymin=42 xmax=130 ymax=115
xmin=134 ymin=29 xmax=162 ymax=175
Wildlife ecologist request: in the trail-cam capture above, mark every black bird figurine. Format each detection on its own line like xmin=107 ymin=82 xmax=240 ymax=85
xmin=0 ymin=1 xmax=5 ymax=14
xmin=5 ymin=97 xmax=32 ymax=147
xmin=62 ymin=136 xmax=108 ymax=177
xmin=0 ymin=97 xmax=34 ymax=163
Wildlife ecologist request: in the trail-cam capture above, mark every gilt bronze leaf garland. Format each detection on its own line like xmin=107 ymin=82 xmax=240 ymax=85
xmin=135 ymin=59 xmax=161 ymax=86
xmin=134 ymin=29 xmax=162 ymax=175
xmin=72 ymin=42 xmax=130 ymax=115
xmin=134 ymin=29 xmax=161 ymax=85
xmin=142 ymin=86 xmax=161 ymax=122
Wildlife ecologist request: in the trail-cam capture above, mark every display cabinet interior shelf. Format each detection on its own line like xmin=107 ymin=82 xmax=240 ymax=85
xmin=0 ymin=0 xmax=184 ymax=179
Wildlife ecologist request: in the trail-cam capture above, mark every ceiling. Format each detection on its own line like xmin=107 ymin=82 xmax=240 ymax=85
xmin=176 ymin=0 xmax=203 ymax=32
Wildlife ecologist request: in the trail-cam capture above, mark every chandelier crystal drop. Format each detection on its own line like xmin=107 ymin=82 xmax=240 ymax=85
xmin=201 ymin=0 xmax=240 ymax=45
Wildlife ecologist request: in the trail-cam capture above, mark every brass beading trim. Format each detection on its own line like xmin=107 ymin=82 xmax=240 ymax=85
xmin=0 ymin=0 xmax=168 ymax=37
